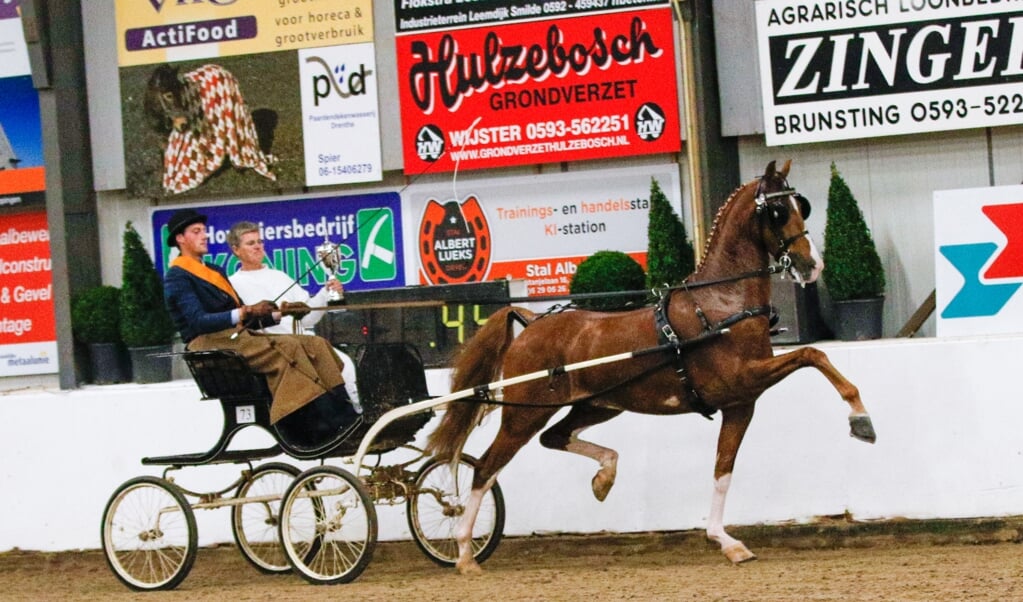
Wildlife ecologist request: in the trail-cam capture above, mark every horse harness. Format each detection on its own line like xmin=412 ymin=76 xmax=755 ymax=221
xmin=755 ymin=179 xmax=812 ymax=269
xmin=654 ymin=291 xmax=774 ymax=420
xmin=475 ymin=180 xmax=807 ymax=418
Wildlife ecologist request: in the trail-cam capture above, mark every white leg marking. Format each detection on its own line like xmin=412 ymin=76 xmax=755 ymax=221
xmin=564 ymin=427 xmax=618 ymax=500
xmin=455 ymin=474 xmax=498 ymax=572
xmin=706 ymin=473 xmax=756 ymax=562
xmin=706 ymin=474 xmax=740 ymax=549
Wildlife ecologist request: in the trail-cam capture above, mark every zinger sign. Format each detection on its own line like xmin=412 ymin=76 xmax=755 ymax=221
xmin=395 ymin=0 xmax=680 ymax=174
xmin=755 ymin=0 xmax=1023 ymax=145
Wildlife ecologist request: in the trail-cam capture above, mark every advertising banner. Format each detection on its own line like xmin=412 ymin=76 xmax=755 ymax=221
xmin=0 ymin=210 xmax=57 ymax=376
xmin=935 ymin=185 xmax=1023 ymax=337
xmin=115 ymin=0 xmax=382 ymax=197
xmin=0 ymin=0 xmax=45 ymax=207
xmin=395 ymin=0 xmax=681 ymax=174
xmin=405 ymin=165 xmax=681 ymax=297
xmin=153 ymin=192 xmax=406 ymax=295
xmin=756 ymin=0 xmax=1023 ymax=146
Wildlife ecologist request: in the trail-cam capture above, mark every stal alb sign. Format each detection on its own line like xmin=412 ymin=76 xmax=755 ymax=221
xmin=756 ymin=0 xmax=1023 ymax=145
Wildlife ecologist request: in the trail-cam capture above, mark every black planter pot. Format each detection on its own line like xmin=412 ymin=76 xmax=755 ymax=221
xmin=770 ymin=279 xmax=824 ymax=345
xmin=832 ymin=296 xmax=884 ymax=341
xmin=88 ymin=342 xmax=131 ymax=384
xmin=128 ymin=344 xmax=174 ymax=383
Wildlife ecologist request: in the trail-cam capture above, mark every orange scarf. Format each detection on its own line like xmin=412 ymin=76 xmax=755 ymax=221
xmin=170 ymin=256 xmax=241 ymax=305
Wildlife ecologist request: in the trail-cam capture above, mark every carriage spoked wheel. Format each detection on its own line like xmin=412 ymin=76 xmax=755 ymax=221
xmin=231 ymin=462 xmax=300 ymax=574
xmin=278 ymin=465 xmax=377 ymax=584
xmin=100 ymin=476 xmax=198 ymax=591
xmin=407 ymin=454 xmax=505 ymax=567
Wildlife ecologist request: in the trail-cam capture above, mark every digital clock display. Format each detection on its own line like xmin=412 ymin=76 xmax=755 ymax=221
xmin=315 ymin=281 xmax=511 ymax=368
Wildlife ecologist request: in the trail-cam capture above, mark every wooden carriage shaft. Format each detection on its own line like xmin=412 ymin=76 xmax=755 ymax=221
xmin=349 ymin=333 xmax=727 ymax=469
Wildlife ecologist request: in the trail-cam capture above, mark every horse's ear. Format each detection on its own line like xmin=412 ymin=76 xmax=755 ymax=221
xmin=764 ymin=160 xmax=777 ymax=179
xmin=780 ymin=159 xmax=792 ymax=178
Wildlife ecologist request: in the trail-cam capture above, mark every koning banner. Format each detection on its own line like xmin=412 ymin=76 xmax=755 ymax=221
xmin=153 ymin=191 xmax=405 ymax=294
xmin=115 ymin=0 xmax=383 ymax=197
xmin=395 ymin=0 xmax=681 ymax=174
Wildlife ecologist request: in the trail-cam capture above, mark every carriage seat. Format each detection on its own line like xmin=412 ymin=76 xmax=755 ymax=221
xmin=141 ymin=345 xmax=435 ymax=466
xmin=142 ymin=349 xmax=282 ymax=466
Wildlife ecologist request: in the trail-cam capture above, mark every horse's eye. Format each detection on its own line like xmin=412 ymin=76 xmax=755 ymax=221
xmin=163 ymin=92 xmax=175 ymax=102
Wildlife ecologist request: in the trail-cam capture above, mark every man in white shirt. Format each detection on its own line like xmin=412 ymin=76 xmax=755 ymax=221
xmin=227 ymin=220 xmax=361 ymax=411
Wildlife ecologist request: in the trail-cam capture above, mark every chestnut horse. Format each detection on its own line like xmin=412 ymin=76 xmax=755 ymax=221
xmin=425 ymin=160 xmax=877 ymax=574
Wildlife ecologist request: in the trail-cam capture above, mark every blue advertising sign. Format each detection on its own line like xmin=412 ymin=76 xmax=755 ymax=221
xmin=152 ymin=192 xmax=405 ymax=292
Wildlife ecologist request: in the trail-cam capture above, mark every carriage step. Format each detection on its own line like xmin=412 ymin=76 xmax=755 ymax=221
xmin=141 ymin=444 xmax=283 ymax=467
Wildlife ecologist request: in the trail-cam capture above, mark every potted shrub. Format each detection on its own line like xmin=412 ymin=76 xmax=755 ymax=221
xmin=71 ymin=285 xmax=131 ymax=384
xmin=646 ymin=177 xmax=695 ymax=288
xmin=570 ymin=250 xmax=648 ymax=311
xmin=822 ymin=163 xmax=886 ymax=340
xmin=120 ymin=221 xmax=177 ymax=382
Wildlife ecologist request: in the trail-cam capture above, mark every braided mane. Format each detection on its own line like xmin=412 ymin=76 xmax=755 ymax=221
xmin=692 ymin=178 xmax=757 ymax=276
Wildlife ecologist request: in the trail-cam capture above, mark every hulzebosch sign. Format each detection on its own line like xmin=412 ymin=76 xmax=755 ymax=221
xmin=756 ymin=0 xmax=1023 ymax=145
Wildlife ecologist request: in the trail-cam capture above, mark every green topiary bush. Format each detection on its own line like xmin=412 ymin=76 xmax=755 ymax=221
xmin=71 ymin=285 xmax=122 ymax=344
xmin=822 ymin=163 xmax=886 ymax=301
xmin=646 ymin=177 xmax=695 ymax=288
xmin=570 ymin=250 xmax=647 ymax=311
xmin=120 ymin=221 xmax=176 ymax=347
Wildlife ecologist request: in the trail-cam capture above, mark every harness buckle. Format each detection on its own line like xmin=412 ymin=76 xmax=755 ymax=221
xmin=661 ymin=324 xmax=678 ymax=345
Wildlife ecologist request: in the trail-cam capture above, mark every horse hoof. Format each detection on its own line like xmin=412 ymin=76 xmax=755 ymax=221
xmin=592 ymin=474 xmax=614 ymax=502
xmin=849 ymin=414 xmax=877 ymax=444
xmin=456 ymin=559 xmax=483 ymax=576
xmin=723 ymin=543 xmax=757 ymax=564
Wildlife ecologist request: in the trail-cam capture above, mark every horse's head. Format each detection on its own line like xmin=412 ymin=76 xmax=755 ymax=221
xmin=754 ymin=160 xmax=823 ymax=284
xmin=143 ymin=64 xmax=191 ymax=134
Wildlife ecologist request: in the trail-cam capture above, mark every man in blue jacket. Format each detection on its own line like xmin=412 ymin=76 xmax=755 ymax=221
xmin=162 ymin=208 xmax=360 ymax=449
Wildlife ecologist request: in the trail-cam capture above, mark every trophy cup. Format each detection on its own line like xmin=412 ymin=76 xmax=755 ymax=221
xmin=316 ymin=237 xmax=345 ymax=304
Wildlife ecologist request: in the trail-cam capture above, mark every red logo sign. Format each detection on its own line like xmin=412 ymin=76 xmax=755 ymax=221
xmin=419 ymin=196 xmax=492 ymax=284
xmin=396 ymin=7 xmax=680 ymax=174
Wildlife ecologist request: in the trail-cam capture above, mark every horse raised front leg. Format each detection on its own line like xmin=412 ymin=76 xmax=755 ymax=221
xmin=796 ymin=347 xmax=876 ymax=443
xmin=747 ymin=347 xmax=876 ymax=443
xmin=706 ymin=406 xmax=757 ymax=564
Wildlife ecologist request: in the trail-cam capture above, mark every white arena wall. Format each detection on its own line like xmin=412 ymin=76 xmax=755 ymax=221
xmin=2 ymin=335 xmax=1022 ymax=553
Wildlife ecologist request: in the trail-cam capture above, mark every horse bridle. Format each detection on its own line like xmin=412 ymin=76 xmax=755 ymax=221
xmin=754 ymin=179 xmax=811 ymax=274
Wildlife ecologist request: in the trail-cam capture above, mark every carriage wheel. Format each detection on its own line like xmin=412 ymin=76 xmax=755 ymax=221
xmin=231 ymin=462 xmax=300 ymax=574
xmin=278 ymin=465 xmax=377 ymax=585
xmin=407 ymin=455 xmax=505 ymax=567
xmin=100 ymin=476 xmax=197 ymax=591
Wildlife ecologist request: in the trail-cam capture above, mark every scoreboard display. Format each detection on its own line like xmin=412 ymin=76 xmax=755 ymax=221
xmin=315 ymin=281 xmax=512 ymax=368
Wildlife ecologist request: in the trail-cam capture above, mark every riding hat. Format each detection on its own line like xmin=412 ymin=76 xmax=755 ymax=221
xmin=166 ymin=208 xmax=207 ymax=246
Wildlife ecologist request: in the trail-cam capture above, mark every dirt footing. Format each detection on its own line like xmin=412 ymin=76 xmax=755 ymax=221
xmin=373 ymin=514 xmax=1023 ymax=563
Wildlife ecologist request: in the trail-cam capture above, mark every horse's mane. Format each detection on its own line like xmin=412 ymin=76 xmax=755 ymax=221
xmin=692 ymin=178 xmax=757 ymax=276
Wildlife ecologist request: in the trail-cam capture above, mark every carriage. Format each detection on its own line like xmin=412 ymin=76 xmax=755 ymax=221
xmin=99 ymin=342 xmax=505 ymax=591
xmin=101 ymin=160 xmax=877 ymax=588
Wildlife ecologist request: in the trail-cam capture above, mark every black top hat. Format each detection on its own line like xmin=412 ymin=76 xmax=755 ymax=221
xmin=166 ymin=209 xmax=207 ymax=246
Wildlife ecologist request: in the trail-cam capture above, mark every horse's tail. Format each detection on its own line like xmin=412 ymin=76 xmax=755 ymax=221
xmin=425 ymin=306 xmax=535 ymax=463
